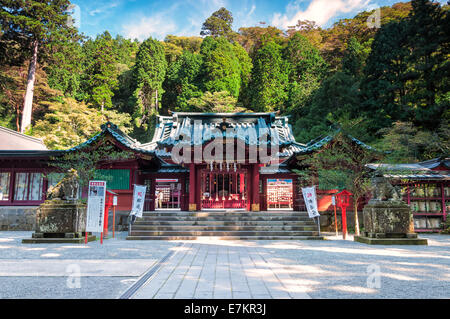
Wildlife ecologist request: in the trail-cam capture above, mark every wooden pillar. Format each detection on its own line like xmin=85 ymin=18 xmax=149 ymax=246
xmin=293 ymin=177 xmax=300 ymax=211
xmin=252 ymin=164 xmax=260 ymax=211
xmin=196 ymin=166 xmax=201 ymax=210
xmin=189 ymin=163 xmax=196 ymax=211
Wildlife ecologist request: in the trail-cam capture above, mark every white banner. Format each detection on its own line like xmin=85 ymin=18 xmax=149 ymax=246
xmin=131 ymin=184 xmax=147 ymax=218
xmin=302 ymin=186 xmax=320 ymax=219
xmin=86 ymin=181 xmax=106 ymax=232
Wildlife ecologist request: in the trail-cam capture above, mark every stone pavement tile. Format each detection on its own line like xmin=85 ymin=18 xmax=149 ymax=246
xmin=252 ymin=294 xmax=272 ymax=299
xmin=174 ymin=265 xmax=203 ymax=299
xmin=194 ymin=291 xmax=213 ymax=299
xmin=132 ymin=245 xmax=189 ymax=299
xmin=232 ymin=291 xmax=253 ymax=299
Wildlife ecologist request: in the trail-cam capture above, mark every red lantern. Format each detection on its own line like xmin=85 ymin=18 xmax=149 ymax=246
xmin=336 ymin=190 xmax=353 ymax=240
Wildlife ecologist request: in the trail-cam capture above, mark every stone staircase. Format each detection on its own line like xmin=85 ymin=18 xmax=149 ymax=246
xmin=126 ymin=210 xmax=324 ymax=240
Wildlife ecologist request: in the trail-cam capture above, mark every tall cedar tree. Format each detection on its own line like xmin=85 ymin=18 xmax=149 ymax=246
xmin=83 ymin=31 xmax=119 ymax=111
xmin=248 ymin=41 xmax=289 ymax=112
xmin=0 ymin=0 xmax=77 ymax=133
xmin=133 ymin=37 xmax=167 ymax=133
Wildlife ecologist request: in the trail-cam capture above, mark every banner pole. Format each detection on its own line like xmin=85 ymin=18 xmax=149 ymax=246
xmin=113 ymin=206 xmax=115 ymax=238
xmin=316 ymin=216 xmax=321 ymax=236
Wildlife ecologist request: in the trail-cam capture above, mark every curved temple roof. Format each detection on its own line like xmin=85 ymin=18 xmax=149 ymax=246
xmin=140 ymin=112 xmax=307 ymax=157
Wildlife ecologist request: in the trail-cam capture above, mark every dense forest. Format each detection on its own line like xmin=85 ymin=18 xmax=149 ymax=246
xmin=0 ymin=0 xmax=448 ymax=162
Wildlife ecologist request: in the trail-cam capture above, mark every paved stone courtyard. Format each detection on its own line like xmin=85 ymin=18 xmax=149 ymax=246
xmin=0 ymin=231 xmax=449 ymax=299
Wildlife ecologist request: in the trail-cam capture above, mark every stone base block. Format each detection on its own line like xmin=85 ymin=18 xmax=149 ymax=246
xmin=354 ymin=235 xmax=428 ymax=245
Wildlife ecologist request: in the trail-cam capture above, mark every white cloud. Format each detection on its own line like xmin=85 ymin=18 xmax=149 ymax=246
xmin=89 ymin=1 xmax=120 ymax=16
xmin=272 ymin=0 xmax=372 ymax=29
xmin=122 ymin=14 xmax=178 ymax=41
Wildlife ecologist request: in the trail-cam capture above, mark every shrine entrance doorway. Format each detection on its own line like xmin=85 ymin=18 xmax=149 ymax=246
xmin=200 ymin=169 xmax=248 ymax=210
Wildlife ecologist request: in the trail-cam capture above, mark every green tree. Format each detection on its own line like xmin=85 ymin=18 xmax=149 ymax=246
xmin=297 ymin=132 xmax=383 ymax=235
xmin=31 ymin=97 xmax=131 ymax=150
xmin=132 ymin=37 xmax=167 ymax=134
xmin=284 ymin=34 xmax=327 ymax=116
xmin=200 ymin=7 xmax=235 ymax=39
xmin=0 ymin=0 xmax=77 ymax=133
xmin=199 ymin=37 xmax=243 ymax=98
xmin=186 ymin=91 xmax=246 ymax=113
xmin=162 ymin=51 xmax=203 ymax=112
xmin=49 ymin=143 xmax=134 ymax=189
xmin=360 ymin=20 xmax=411 ymax=133
xmin=83 ymin=32 xmax=119 ymax=111
xmin=248 ymin=41 xmax=289 ymax=112
xmin=406 ymin=0 xmax=448 ymax=129
xmin=294 ymin=71 xmax=362 ymax=143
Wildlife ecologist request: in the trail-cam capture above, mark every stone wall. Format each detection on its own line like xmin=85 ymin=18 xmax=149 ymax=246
xmin=0 ymin=206 xmax=38 ymax=230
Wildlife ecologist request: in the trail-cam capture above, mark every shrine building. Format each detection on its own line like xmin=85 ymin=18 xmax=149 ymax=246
xmin=0 ymin=112 xmax=448 ymax=234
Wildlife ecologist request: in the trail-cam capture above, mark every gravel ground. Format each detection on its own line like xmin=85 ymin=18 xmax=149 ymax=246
xmin=254 ymin=233 xmax=450 ymax=298
xmin=0 ymin=231 xmax=449 ymax=299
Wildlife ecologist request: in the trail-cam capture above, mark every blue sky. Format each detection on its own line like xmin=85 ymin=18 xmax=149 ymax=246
xmin=70 ymin=0 xmax=447 ymax=40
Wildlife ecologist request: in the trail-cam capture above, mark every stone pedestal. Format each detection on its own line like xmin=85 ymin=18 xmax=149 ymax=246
xmin=22 ymin=200 xmax=96 ymax=244
xmin=354 ymin=200 xmax=427 ymax=245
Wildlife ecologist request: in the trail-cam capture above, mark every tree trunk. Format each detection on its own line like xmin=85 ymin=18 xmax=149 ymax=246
xmin=21 ymin=40 xmax=39 ymax=133
xmin=354 ymin=199 xmax=360 ymax=236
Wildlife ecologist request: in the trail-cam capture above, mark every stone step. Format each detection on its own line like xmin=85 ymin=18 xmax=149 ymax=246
xmin=133 ymin=220 xmax=317 ymax=226
xmin=128 ymin=230 xmax=320 ymax=236
xmin=142 ymin=211 xmax=310 ymax=217
xmin=130 ymin=225 xmax=317 ymax=231
xmin=126 ymin=235 xmax=324 ymax=240
xmin=137 ymin=216 xmax=313 ymax=222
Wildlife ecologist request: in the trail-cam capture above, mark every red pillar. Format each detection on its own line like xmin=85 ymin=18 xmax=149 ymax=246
xmin=189 ymin=163 xmax=196 ymax=211
xmin=252 ymin=164 xmax=260 ymax=211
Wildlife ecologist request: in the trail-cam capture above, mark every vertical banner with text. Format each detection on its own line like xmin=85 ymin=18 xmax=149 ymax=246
xmin=131 ymin=184 xmax=147 ymax=218
xmin=86 ymin=181 xmax=107 ymax=233
xmin=302 ymin=186 xmax=320 ymax=219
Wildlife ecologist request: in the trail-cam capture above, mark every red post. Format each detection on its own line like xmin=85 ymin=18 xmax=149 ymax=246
xmin=334 ymin=204 xmax=338 ymax=236
xmin=336 ymin=190 xmax=352 ymax=240
xmin=100 ymin=232 xmax=103 ymax=244
xmin=342 ymin=206 xmax=348 ymax=240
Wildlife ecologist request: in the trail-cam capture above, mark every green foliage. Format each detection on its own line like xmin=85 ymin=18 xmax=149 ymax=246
xmin=163 ymin=51 xmax=203 ymax=112
xmin=200 ymin=7 xmax=235 ymax=39
xmin=199 ymin=37 xmax=244 ymax=98
xmin=132 ymin=37 xmax=167 ymax=131
xmin=375 ymin=121 xmax=449 ymax=162
xmin=294 ymin=71 xmax=362 ymax=142
xmin=49 ymin=144 xmax=134 ymax=188
xmin=186 ymin=91 xmax=246 ymax=113
xmin=247 ymin=41 xmax=289 ymax=112
xmin=31 ymin=97 xmax=131 ymax=150
xmin=83 ymin=31 xmax=119 ymax=109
